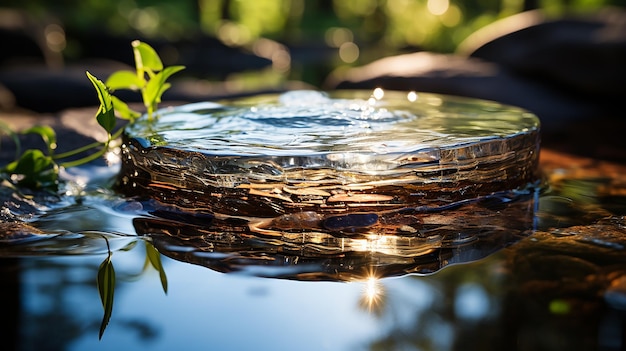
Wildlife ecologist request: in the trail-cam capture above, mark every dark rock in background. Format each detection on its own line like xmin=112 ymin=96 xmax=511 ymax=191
xmin=458 ymin=8 xmax=626 ymax=103
xmin=324 ymin=51 xmax=603 ymax=127
xmin=73 ymin=32 xmax=273 ymax=80
xmin=326 ymin=8 xmax=626 ymax=161
xmin=0 ymin=9 xmax=62 ymax=68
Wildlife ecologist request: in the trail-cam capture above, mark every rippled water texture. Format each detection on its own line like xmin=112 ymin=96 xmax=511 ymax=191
xmin=126 ymin=90 xmax=539 ymax=157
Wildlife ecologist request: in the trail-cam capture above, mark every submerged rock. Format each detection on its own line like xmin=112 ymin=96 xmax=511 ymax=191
xmin=0 ymin=221 xmax=47 ymax=244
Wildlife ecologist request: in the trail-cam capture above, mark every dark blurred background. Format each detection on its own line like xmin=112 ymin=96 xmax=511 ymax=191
xmin=0 ymin=0 xmax=623 ymax=104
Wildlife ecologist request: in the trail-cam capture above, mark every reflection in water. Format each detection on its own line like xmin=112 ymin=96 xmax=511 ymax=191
xmin=132 ymin=187 xmax=537 ymax=281
xmin=1 ymin=163 xmax=626 ymax=350
xmin=359 ymin=275 xmax=386 ymax=316
xmin=2 ymin=95 xmax=626 ymax=349
xmin=357 ymin=156 xmax=626 ymax=351
xmin=0 ymin=253 xmax=163 ymax=350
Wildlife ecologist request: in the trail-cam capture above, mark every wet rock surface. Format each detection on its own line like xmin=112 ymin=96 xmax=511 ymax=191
xmin=0 ymin=221 xmax=44 ymax=244
xmin=499 ymin=221 xmax=626 ymax=350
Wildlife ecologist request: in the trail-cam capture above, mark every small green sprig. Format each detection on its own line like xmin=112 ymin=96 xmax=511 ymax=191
xmin=0 ymin=41 xmax=184 ymax=192
xmin=106 ymin=40 xmax=185 ymax=120
xmin=0 ymin=73 xmax=118 ymax=191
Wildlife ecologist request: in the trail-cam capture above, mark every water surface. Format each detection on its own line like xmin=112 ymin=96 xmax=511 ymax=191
xmin=1 ymin=91 xmax=625 ymax=350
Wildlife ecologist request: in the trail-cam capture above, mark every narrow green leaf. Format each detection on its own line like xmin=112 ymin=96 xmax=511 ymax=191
xmin=144 ymin=65 xmax=185 ymax=108
xmin=105 ymin=70 xmax=143 ymax=91
xmin=111 ymin=96 xmax=141 ymax=121
xmin=86 ymin=71 xmax=116 ymax=134
xmin=97 ymin=255 xmax=116 ymax=339
xmin=145 ymin=241 xmax=168 ymax=294
xmin=96 ymin=108 xmax=116 ymax=135
xmin=156 ymin=82 xmax=172 ymax=104
xmin=144 ymin=73 xmax=163 ymax=106
xmin=132 ymin=40 xmax=163 ymax=73
xmin=86 ymin=71 xmax=113 ymax=111
xmin=22 ymin=125 xmax=57 ymax=153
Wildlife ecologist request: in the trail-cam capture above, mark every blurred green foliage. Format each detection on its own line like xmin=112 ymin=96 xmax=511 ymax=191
xmin=3 ymin=0 xmax=625 ymax=88
xmin=7 ymin=0 xmax=624 ymax=53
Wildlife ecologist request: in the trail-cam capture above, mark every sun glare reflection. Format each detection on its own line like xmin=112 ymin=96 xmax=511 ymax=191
xmin=359 ymin=272 xmax=386 ymax=315
xmin=105 ymin=142 xmax=122 ymax=167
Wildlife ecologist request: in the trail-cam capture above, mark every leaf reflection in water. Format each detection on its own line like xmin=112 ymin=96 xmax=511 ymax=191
xmin=97 ymin=236 xmax=115 ymax=340
xmin=96 ymin=237 xmax=168 ymax=339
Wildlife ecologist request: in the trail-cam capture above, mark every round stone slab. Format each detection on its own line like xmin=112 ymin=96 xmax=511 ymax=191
xmin=118 ymin=89 xmax=540 ymax=218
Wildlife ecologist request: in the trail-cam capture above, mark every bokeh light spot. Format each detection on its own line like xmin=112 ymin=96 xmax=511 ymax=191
xmin=339 ymin=41 xmax=359 ymax=63
xmin=427 ymin=0 xmax=449 ymax=16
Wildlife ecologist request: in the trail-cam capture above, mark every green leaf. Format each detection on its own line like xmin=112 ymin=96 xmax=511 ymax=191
xmin=145 ymin=241 xmax=168 ymax=294
xmin=96 ymin=107 xmax=116 ymax=136
xmin=105 ymin=70 xmax=143 ymax=91
xmin=86 ymin=71 xmax=116 ymax=134
xmin=156 ymin=83 xmax=171 ymax=104
xmin=144 ymin=65 xmax=185 ymax=108
xmin=2 ymin=149 xmax=58 ymax=190
xmin=22 ymin=125 xmax=57 ymax=153
xmin=132 ymin=40 xmax=163 ymax=73
xmin=111 ymin=96 xmax=141 ymax=121
xmin=9 ymin=149 xmax=51 ymax=173
xmin=97 ymin=254 xmax=115 ymax=340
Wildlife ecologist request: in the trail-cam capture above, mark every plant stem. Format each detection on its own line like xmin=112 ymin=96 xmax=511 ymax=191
xmin=59 ymin=145 xmax=108 ymax=169
xmin=53 ymin=141 xmax=104 ymax=160
xmin=54 ymin=126 xmax=124 ymax=167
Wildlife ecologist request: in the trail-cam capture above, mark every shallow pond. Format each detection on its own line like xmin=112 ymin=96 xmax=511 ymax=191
xmin=1 ymin=92 xmax=626 ymax=351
